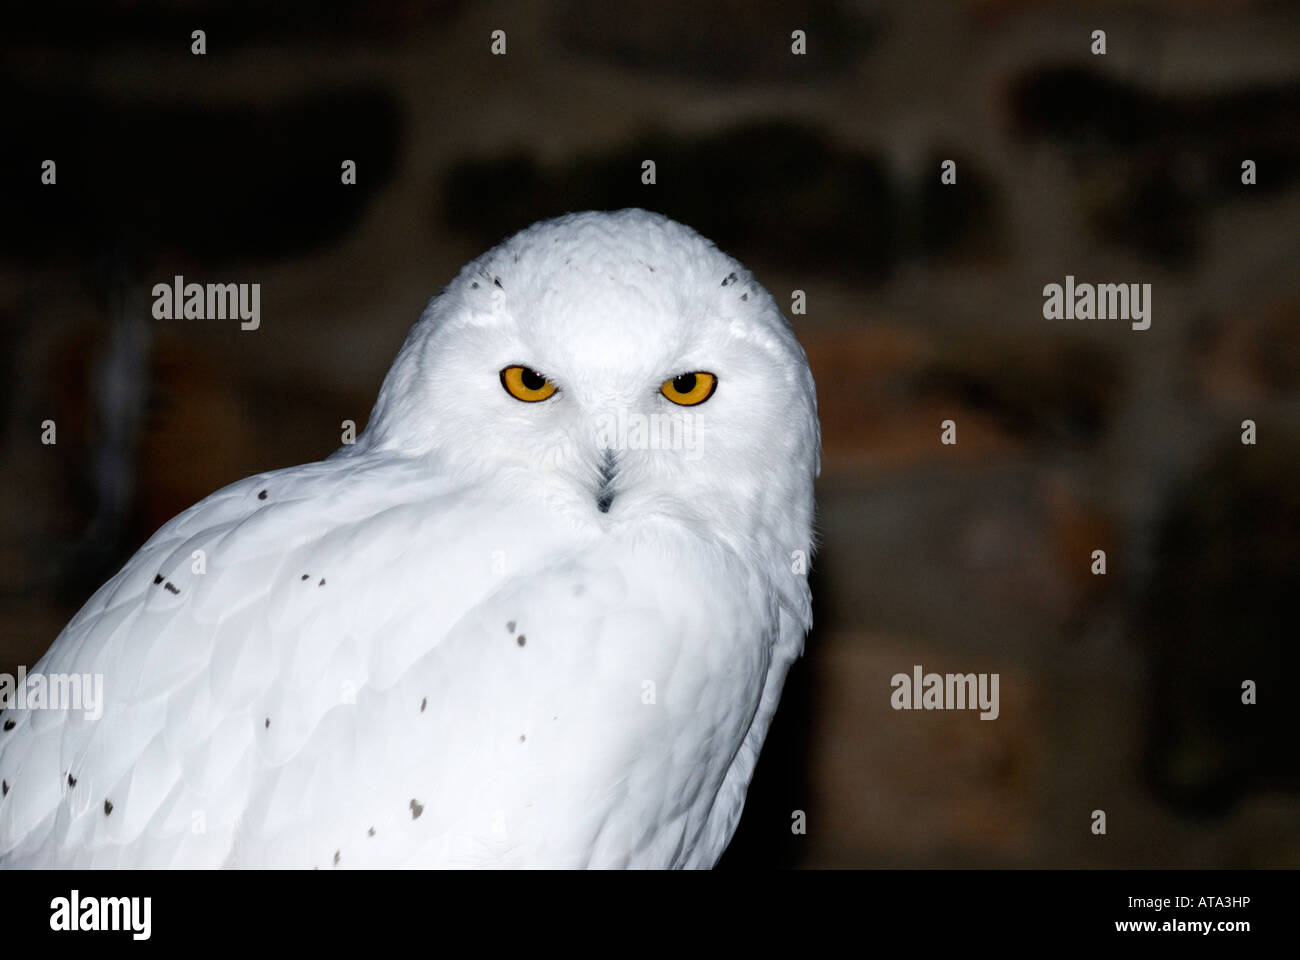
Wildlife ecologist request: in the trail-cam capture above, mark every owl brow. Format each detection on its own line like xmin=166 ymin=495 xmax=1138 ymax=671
xmin=725 ymin=316 xmax=792 ymax=359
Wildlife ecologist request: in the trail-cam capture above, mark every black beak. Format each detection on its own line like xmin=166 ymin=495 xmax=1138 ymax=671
xmin=595 ymin=448 xmax=617 ymax=513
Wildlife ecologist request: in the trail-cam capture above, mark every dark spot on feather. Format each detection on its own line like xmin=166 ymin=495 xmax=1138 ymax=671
xmin=265 ymin=718 xmax=270 ymax=729
xmin=3 ymin=719 xmax=13 ymax=731
xmin=153 ymin=574 xmax=164 ymax=585
xmin=471 ymin=281 xmax=479 ymax=289
xmin=493 ymin=276 xmax=503 ymax=289
xmin=410 ymin=798 xmax=424 ymax=819
xmin=1 ymin=780 xmax=7 ymax=796
xmin=258 ymin=489 xmax=267 ymax=500
xmin=368 ymin=827 xmax=376 ymax=837
xmin=333 ymin=850 xmax=340 ymax=866
xmin=104 ymin=799 xmax=113 ymax=815
xmin=740 ymin=292 xmax=748 ymax=301
xmin=301 ymin=574 xmax=309 ymax=581
xmin=516 ymin=635 xmax=526 ymax=647
xmin=420 ymin=697 xmax=427 ymax=713
xmin=67 ymin=773 xmax=76 ymax=788
xmin=506 ymin=620 xmax=516 ymax=633
xmin=519 ymin=734 xmax=526 ymax=743
xmin=721 ymin=272 xmax=737 ymax=287
xmin=318 ymin=578 xmax=325 ymax=587
xmin=164 ymin=582 xmax=180 ymax=595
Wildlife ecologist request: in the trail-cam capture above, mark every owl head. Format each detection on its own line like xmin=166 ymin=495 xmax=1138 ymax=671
xmin=357 ymin=209 xmax=818 ymax=600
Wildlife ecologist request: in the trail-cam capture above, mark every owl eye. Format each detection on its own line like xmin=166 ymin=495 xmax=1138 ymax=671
xmin=500 ymin=365 xmax=557 ymax=402
xmin=660 ymin=371 xmax=717 ymax=406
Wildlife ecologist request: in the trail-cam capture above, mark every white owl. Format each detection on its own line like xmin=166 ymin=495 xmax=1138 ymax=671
xmin=0 ymin=209 xmax=819 ymax=868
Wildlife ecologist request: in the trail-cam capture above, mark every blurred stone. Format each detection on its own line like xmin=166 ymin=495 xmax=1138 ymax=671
xmin=801 ymin=324 xmax=1023 ymax=472
xmin=1008 ymin=65 xmax=1300 ymax=265
xmin=1139 ymin=431 xmax=1300 ymax=813
xmin=806 ymin=632 xmax=1043 ymax=866
xmin=0 ymin=80 xmax=401 ymax=263
xmin=911 ymin=333 xmax=1123 ymax=448
xmin=553 ymin=0 xmax=877 ymax=83
xmin=443 ymin=121 xmax=899 ymax=277
xmin=1194 ymin=299 xmax=1300 ymax=404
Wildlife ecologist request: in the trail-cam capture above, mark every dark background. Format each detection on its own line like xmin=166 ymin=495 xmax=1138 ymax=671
xmin=1 ymin=0 xmax=1297 ymax=867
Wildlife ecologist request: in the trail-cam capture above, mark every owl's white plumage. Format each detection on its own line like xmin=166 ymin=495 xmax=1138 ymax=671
xmin=0 ymin=209 xmax=819 ymax=868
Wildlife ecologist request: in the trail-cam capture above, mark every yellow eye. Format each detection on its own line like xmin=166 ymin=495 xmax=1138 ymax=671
xmin=500 ymin=365 xmax=557 ymax=402
xmin=660 ymin=371 xmax=717 ymax=406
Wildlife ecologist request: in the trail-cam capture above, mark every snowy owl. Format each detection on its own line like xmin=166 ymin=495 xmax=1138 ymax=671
xmin=0 ymin=209 xmax=819 ymax=868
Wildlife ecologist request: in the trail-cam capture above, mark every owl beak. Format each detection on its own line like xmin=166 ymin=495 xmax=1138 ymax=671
xmin=595 ymin=448 xmax=618 ymax=514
